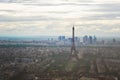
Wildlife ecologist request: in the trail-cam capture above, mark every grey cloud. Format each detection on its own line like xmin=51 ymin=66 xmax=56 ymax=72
xmin=88 ymin=3 xmax=120 ymax=12
xmin=0 ymin=0 xmax=93 ymax=3
xmin=66 ymin=0 xmax=93 ymax=2
xmin=0 ymin=10 xmax=14 ymax=12
xmin=85 ymin=13 xmax=120 ymax=20
xmin=76 ymin=24 xmax=120 ymax=29
xmin=47 ymin=11 xmax=70 ymax=14
xmin=0 ymin=15 xmax=62 ymax=22
xmin=75 ymin=24 xmax=120 ymax=35
xmin=23 ymin=3 xmax=94 ymax=6
xmin=0 ymin=12 xmax=120 ymax=23
xmin=0 ymin=0 xmax=120 ymax=37
xmin=0 ymin=0 xmax=34 ymax=3
xmin=0 ymin=0 xmax=10 ymax=2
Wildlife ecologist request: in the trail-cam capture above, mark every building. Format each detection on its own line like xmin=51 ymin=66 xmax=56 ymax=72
xmin=58 ymin=36 xmax=65 ymax=41
xmin=89 ymin=36 xmax=93 ymax=44
xmin=83 ymin=35 xmax=89 ymax=44
xmin=93 ymin=35 xmax=97 ymax=44
xmin=75 ymin=37 xmax=80 ymax=42
xmin=83 ymin=35 xmax=97 ymax=44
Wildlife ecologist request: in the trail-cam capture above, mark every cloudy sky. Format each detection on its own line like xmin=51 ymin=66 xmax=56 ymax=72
xmin=0 ymin=0 xmax=120 ymax=37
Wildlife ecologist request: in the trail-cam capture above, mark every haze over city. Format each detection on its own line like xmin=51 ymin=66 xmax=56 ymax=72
xmin=0 ymin=0 xmax=120 ymax=37
xmin=1 ymin=1 xmax=120 ymax=80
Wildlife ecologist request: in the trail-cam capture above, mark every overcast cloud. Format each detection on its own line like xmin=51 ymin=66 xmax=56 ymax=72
xmin=0 ymin=0 xmax=120 ymax=37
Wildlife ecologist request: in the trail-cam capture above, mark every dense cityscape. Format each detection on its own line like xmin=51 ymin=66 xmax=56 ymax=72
xmin=0 ymin=0 xmax=120 ymax=80
xmin=0 ymin=27 xmax=120 ymax=80
xmin=0 ymin=35 xmax=119 ymax=47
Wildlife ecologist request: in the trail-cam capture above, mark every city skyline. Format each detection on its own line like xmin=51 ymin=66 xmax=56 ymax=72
xmin=0 ymin=0 xmax=120 ymax=37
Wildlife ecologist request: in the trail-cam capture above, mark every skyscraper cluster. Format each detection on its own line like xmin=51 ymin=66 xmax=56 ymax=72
xmin=58 ymin=36 xmax=66 ymax=41
xmin=83 ymin=35 xmax=97 ymax=44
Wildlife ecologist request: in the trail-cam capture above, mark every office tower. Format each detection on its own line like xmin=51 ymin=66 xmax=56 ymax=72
xmin=93 ymin=35 xmax=97 ymax=44
xmin=89 ymin=36 xmax=93 ymax=44
xmin=58 ymin=36 xmax=65 ymax=41
xmin=83 ymin=35 xmax=88 ymax=44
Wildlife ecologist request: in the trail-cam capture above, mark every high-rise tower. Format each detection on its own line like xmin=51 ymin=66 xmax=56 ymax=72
xmin=71 ymin=26 xmax=76 ymax=54
xmin=70 ymin=26 xmax=79 ymax=60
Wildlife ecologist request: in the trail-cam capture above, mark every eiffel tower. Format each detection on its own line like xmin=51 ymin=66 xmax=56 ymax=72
xmin=70 ymin=26 xmax=79 ymax=61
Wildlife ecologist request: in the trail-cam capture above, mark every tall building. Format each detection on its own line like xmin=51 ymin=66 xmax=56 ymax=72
xmin=83 ymin=35 xmax=97 ymax=44
xmin=89 ymin=36 xmax=93 ymax=44
xmin=75 ymin=37 xmax=80 ymax=41
xmin=113 ymin=38 xmax=116 ymax=43
xmin=83 ymin=35 xmax=89 ymax=44
xmin=58 ymin=36 xmax=65 ymax=41
xmin=93 ymin=35 xmax=97 ymax=44
xmin=70 ymin=26 xmax=79 ymax=61
xmin=71 ymin=26 xmax=76 ymax=53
